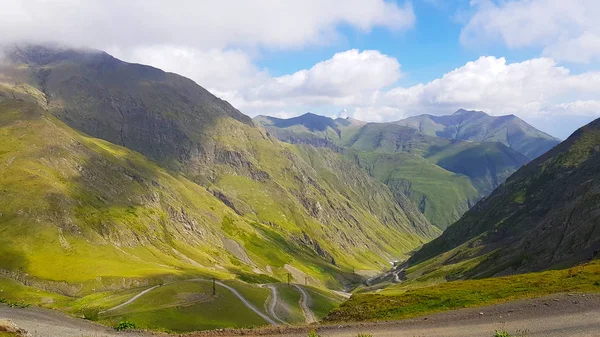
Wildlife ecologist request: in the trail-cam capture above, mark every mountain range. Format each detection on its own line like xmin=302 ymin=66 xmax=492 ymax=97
xmin=409 ymin=116 xmax=600 ymax=278
xmin=0 ymin=45 xmax=437 ymax=294
xmin=0 ymin=43 xmax=598 ymax=334
xmin=255 ymin=111 xmax=559 ymax=228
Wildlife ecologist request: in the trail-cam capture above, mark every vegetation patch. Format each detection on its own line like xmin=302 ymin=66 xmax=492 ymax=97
xmin=327 ymin=261 xmax=600 ymax=322
xmin=0 ymin=298 xmax=30 ymax=308
xmin=115 ymin=320 xmax=137 ymax=331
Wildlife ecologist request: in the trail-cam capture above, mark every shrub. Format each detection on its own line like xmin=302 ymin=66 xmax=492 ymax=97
xmin=0 ymin=298 xmax=30 ymax=308
xmin=357 ymin=334 xmax=373 ymax=337
xmin=308 ymin=330 xmax=321 ymax=337
xmin=494 ymin=329 xmax=528 ymax=337
xmin=81 ymin=307 xmax=100 ymax=321
xmin=115 ymin=320 xmax=137 ymax=331
xmin=594 ymin=280 xmax=600 ymax=286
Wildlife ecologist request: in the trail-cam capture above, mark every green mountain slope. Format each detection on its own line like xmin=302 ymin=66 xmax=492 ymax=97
xmin=348 ymin=151 xmax=479 ymax=229
xmin=255 ymin=113 xmax=529 ymax=229
xmin=395 ymin=109 xmax=560 ymax=160
xmin=409 ymin=117 xmax=600 ymax=278
xmin=0 ymin=45 xmax=438 ymax=297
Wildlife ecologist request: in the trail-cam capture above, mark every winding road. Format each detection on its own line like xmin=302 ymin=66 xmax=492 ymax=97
xmin=209 ymin=280 xmax=277 ymax=325
xmin=99 ymin=285 xmax=160 ymax=314
xmin=265 ymin=285 xmax=289 ymax=325
xmin=101 ymin=279 xmax=277 ymax=325
xmin=293 ymin=284 xmax=317 ymax=324
xmin=2 ymin=293 xmax=600 ymax=336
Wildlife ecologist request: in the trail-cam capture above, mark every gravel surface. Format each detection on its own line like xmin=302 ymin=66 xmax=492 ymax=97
xmin=1 ymin=293 xmax=599 ymax=337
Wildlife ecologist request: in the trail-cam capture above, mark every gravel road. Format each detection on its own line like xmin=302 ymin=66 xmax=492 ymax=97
xmin=1 ymin=293 xmax=599 ymax=337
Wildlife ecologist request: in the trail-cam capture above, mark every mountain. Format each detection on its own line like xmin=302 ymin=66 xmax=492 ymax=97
xmin=395 ymin=109 xmax=560 ymax=160
xmin=0 ymin=45 xmax=439 ymax=295
xmin=409 ymin=117 xmax=600 ymax=278
xmin=255 ymin=113 xmax=530 ymax=228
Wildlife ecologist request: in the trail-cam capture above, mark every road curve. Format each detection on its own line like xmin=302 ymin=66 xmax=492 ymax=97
xmin=100 ymin=278 xmax=277 ymax=326
xmin=100 ymin=284 xmax=160 ymax=313
xmin=211 ymin=280 xmax=277 ymax=325
xmin=265 ymin=285 xmax=288 ymax=325
xmin=2 ymin=293 xmax=600 ymax=337
xmin=293 ymin=284 xmax=317 ymax=324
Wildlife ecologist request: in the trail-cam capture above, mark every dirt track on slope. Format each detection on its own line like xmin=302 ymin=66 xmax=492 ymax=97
xmin=1 ymin=293 xmax=599 ymax=337
xmin=189 ymin=292 xmax=600 ymax=337
xmin=292 ymin=285 xmax=317 ymax=324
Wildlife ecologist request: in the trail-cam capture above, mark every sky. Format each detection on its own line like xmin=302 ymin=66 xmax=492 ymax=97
xmin=1 ymin=0 xmax=600 ymax=139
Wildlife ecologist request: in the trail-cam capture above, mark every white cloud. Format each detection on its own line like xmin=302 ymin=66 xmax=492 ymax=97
xmin=460 ymin=0 xmax=600 ymax=63
xmin=542 ymin=100 xmax=600 ymax=117
xmin=108 ymin=46 xmax=268 ymax=92
xmin=250 ymin=49 xmax=401 ymax=99
xmin=368 ymin=56 xmax=600 ymax=120
xmin=0 ymin=0 xmax=414 ymax=50
xmin=233 ymin=53 xmax=599 ymax=138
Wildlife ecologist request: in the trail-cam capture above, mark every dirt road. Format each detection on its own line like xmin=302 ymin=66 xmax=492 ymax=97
xmin=292 ymin=285 xmax=317 ymax=324
xmin=266 ymin=285 xmax=289 ymax=325
xmin=1 ymin=293 xmax=599 ymax=337
xmin=189 ymin=293 xmax=600 ymax=337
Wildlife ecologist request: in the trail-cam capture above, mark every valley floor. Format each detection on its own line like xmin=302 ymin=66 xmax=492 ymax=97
xmin=1 ymin=293 xmax=599 ymax=337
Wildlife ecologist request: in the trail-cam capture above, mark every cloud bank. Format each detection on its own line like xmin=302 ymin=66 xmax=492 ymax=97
xmin=1 ymin=0 xmax=599 ymax=138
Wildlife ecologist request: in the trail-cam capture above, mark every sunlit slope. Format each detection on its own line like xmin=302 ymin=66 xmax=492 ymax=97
xmin=396 ymin=109 xmax=560 ymax=160
xmin=0 ymin=47 xmax=441 ymax=296
xmin=255 ymin=113 xmax=528 ymax=229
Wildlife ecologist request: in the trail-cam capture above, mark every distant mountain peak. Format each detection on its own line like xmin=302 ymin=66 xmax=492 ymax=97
xmin=453 ymin=109 xmax=487 ymax=116
xmin=396 ymin=110 xmax=560 ymax=159
xmin=3 ymin=43 xmax=110 ymax=66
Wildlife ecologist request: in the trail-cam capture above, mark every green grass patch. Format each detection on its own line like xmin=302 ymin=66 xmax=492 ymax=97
xmin=100 ymin=280 xmax=269 ymax=332
xmin=327 ymin=261 xmax=600 ymax=322
xmin=274 ymin=284 xmax=305 ymax=323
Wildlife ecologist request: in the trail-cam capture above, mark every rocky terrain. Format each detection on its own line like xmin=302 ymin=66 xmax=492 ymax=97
xmin=0 ymin=44 xmax=440 ymax=296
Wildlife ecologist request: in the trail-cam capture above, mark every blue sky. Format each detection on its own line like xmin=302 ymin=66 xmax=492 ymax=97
xmin=3 ymin=0 xmax=600 ymax=139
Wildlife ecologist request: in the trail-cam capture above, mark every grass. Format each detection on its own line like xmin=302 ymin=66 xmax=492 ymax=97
xmin=327 ymin=260 xmax=600 ymax=322
xmin=494 ymin=329 xmax=528 ymax=337
xmin=274 ymin=284 xmax=305 ymax=323
xmin=0 ymin=82 xmax=440 ymax=332
xmin=98 ymin=280 xmax=270 ymax=332
xmin=303 ymin=286 xmax=345 ymax=319
xmin=0 ymin=276 xmax=70 ymax=308
xmin=115 ymin=320 xmax=137 ymax=331
xmin=0 ymin=298 xmax=29 ymax=308
xmin=348 ymin=150 xmax=479 ymax=229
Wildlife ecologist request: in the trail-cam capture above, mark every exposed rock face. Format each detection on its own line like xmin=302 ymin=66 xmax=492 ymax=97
xmin=0 ymin=45 xmax=440 ymax=291
xmin=410 ymin=117 xmax=600 ymax=277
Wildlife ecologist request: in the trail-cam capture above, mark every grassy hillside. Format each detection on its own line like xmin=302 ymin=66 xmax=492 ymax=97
xmin=0 ymin=44 xmax=442 ymax=320
xmin=255 ymin=114 xmax=527 ymax=228
xmin=348 ymin=151 xmax=479 ymax=229
xmin=426 ymin=141 xmax=529 ymax=195
xmin=326 ymin=260 xmax=600 ymax=322
xmin=395 ymin=109 xmax=560 ymax=160
xmin=0 ymin=93 xmax=438 ymax=292
xmin=409 ymin=117 xmax=600 ymax=279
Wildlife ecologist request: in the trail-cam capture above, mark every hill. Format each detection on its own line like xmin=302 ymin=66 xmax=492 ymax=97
xmin=409 ymin=117 xmax=600 ymax=278
xmin=0 ymin=44 xmax=439 ymax=298
xmin=395 ymin=109 xmax=560 ymax=160
xmin=255 ymin=113 xmax=530 ymax=228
